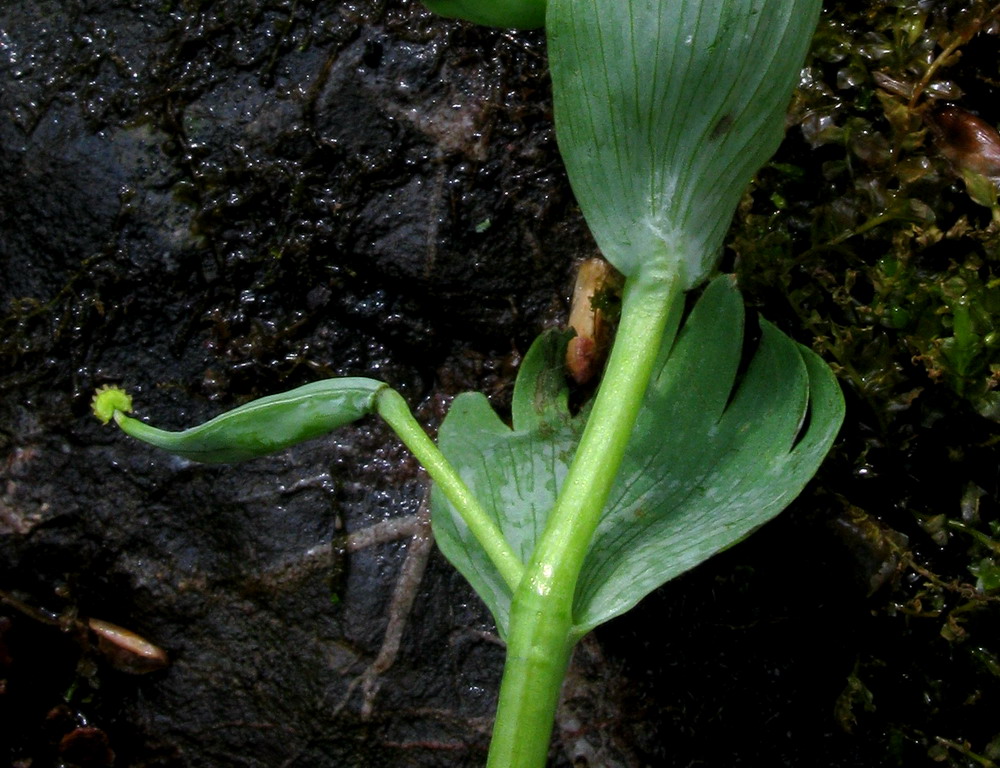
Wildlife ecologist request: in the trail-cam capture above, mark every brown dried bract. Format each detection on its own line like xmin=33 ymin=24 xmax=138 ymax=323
xmin=88 ymin=618 xmax=169 ymax=675
xmin=565 ymin=258 xmax=619 ymax=385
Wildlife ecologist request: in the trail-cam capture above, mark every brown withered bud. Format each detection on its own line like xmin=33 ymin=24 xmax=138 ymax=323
xmin=565 ymin=258 xmax=620 ymax=385
xmin=87 ymin=618 xmax=168 ymax=675
xmin=927 ymin=106 xmax=1000 ymax=180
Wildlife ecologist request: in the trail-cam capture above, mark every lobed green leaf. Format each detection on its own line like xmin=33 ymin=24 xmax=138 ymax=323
xmin=432 ymin=331 xmax=583 ymax=634
xmin=431 ymin=277 xmax=844 ymax=637
xmin=572 ymin=277 xmax=845 ymax=634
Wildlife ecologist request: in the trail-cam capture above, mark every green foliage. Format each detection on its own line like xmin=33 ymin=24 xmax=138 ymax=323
xmin=574 ymin=277 xmax=843 ymax=632
xmin=432 ymin=276 xmax=844 ymax=637
xmin=547 ymin=0 xmax=821 ymax=287
xmin=432 ymin=330 xmax=584 ymax=635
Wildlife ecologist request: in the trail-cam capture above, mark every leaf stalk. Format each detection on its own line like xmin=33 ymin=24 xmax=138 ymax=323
xmin=486 ymin=269 xmax=683 ymax=767
xmin=376 ymin=387 xmax=525 ymax=591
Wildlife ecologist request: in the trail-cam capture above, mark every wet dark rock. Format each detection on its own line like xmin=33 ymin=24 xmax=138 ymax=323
xmin=59 ymin=725 xmax=116 ymax=768
xmin=0 ymin=2 xmax=572 ymax=765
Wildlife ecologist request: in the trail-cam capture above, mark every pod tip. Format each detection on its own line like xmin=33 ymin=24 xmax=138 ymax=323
xmin=92 ymin=385 xmax=133 ymax=425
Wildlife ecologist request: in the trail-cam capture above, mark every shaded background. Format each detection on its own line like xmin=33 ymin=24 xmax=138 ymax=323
xmin=2 ymin=1 xmax=999 ymax=766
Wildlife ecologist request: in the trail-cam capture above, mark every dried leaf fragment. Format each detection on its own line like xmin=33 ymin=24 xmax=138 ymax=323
xmin=565 ymin=258 xmax=619 ymax=385
xmin=88 ymin=618 xmax=168 ymax=674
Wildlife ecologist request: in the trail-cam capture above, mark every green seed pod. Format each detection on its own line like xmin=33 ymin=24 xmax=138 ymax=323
xmin=423 ymin=0 xmax=545 ymax=29
xmin=92 ymin=379 xmax=388 ymax=463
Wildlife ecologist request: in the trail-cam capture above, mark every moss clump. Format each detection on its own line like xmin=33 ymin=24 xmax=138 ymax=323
xmin=733 ymin=3 xmax=1000 ymax=765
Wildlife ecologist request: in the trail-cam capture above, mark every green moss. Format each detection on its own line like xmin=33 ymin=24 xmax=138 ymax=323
xmin=733 ymin=3 xmax=1000 ymax=764
xmin=738 ymin=1 xmax=1000 ymax=419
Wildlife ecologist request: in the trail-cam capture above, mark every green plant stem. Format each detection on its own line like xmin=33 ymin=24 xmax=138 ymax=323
xmin=376 ymin=387 xmax=524 ymax=590
xmin=486 ymin=269 xmax=682 ymax=767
